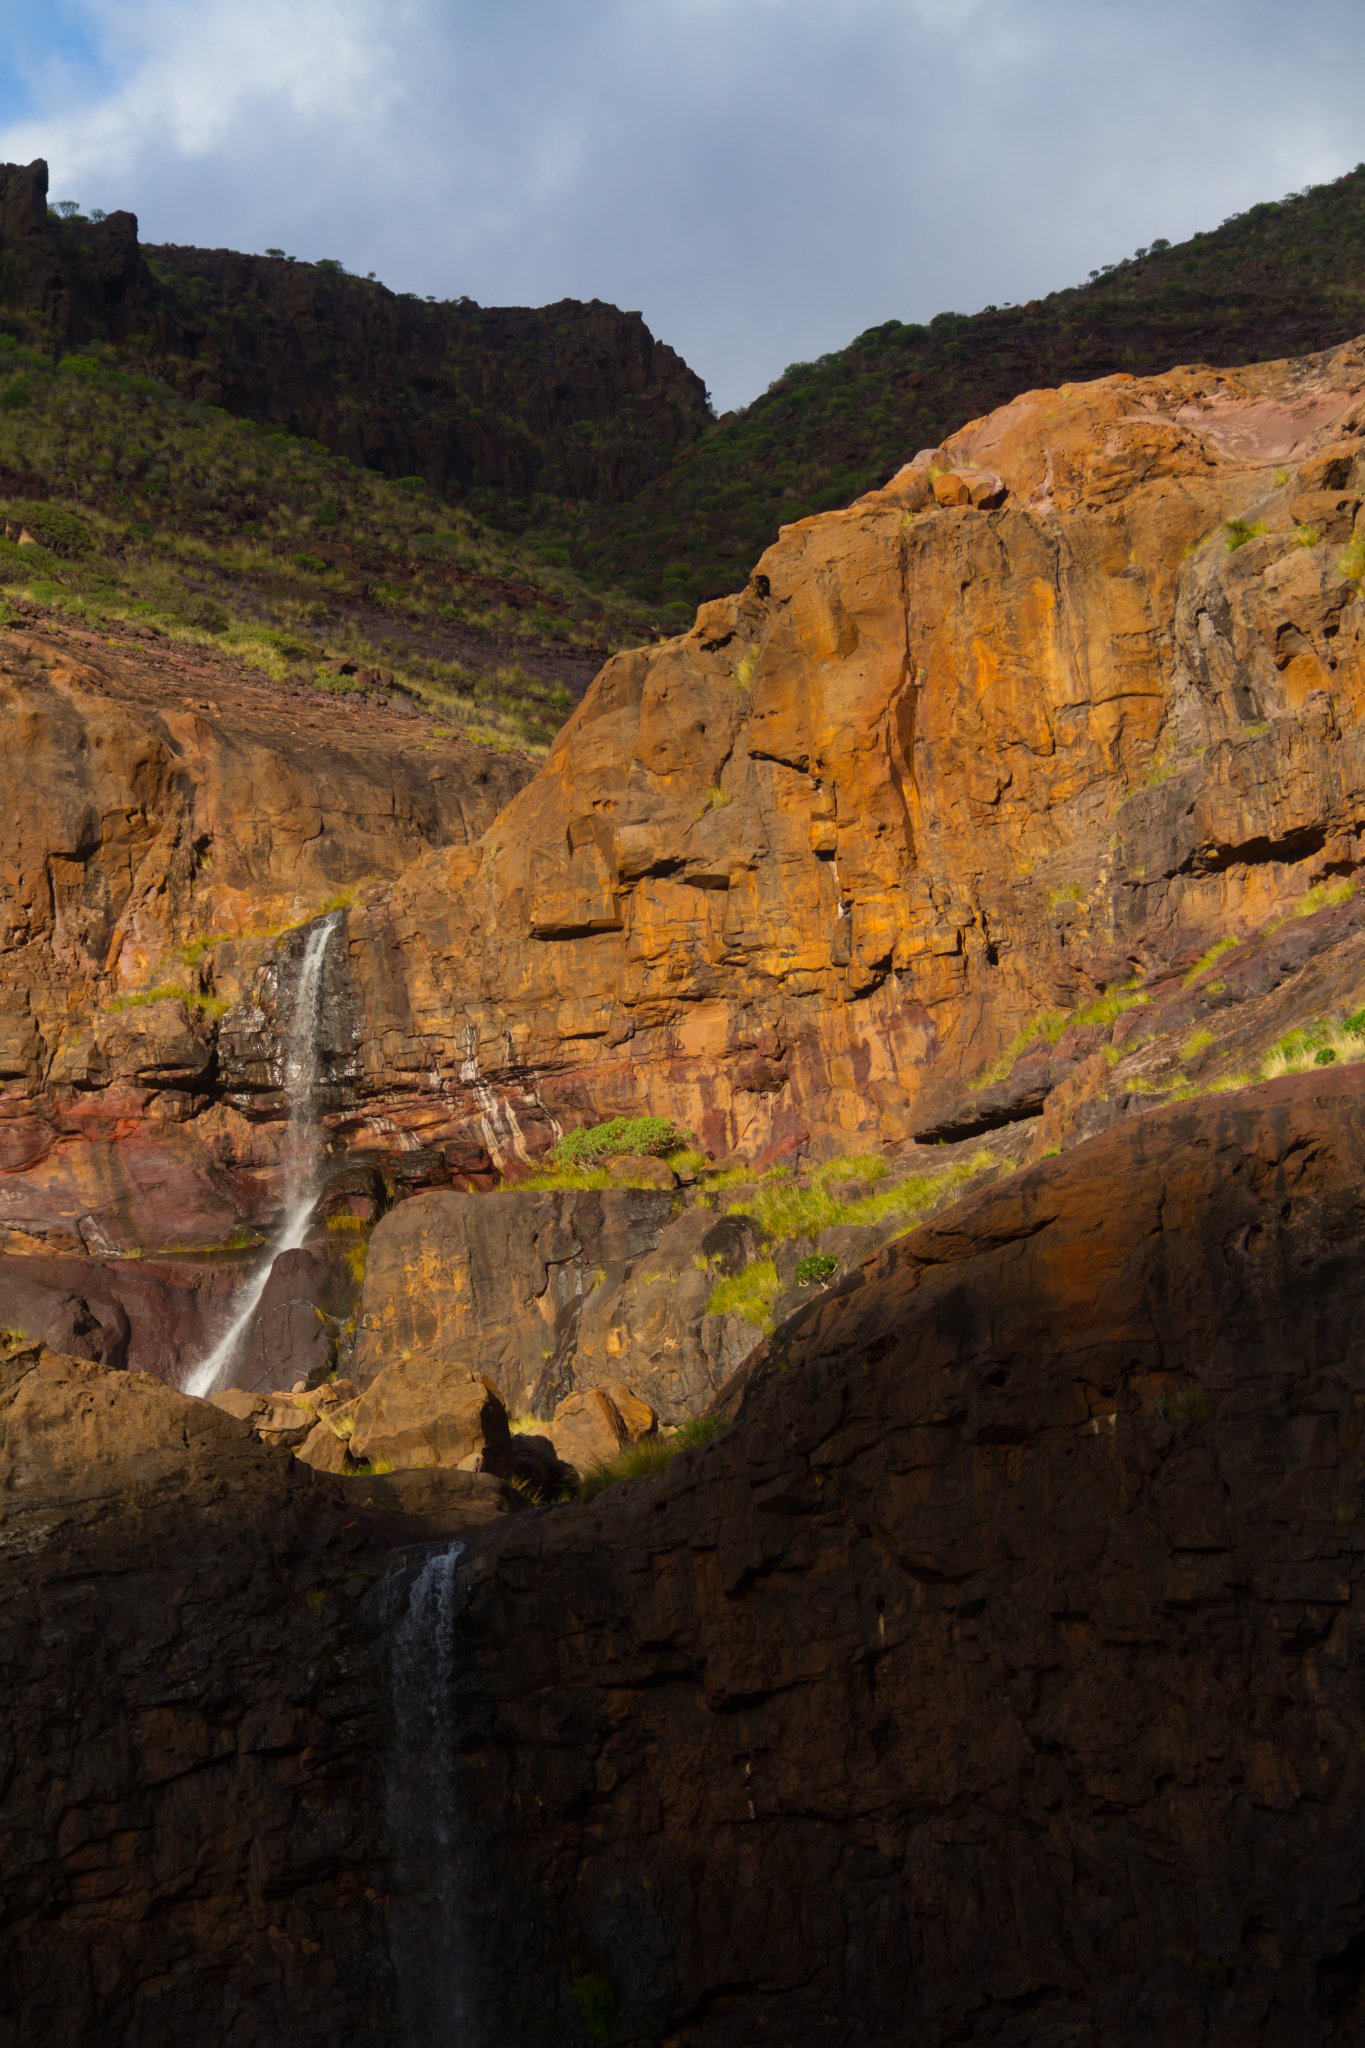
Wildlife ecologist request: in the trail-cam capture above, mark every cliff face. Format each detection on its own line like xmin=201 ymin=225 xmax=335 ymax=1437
xmin=2 ymin=337 xmax=1363 ymax=1395
xmin=142 ymin=248 xmax=712 ymax=506
xmin=0 ymin=161 xmax=152 ymax=345
xmin=430 ymin=1070 xmax=1365 ymax=2046
xmin=330 ymin=337 xmax=1365 ymax=1160
xmin=9 ymin=1071 xmax=1365 ymax=2045
xmin=0 ymin=159 xmax=712 ymax=514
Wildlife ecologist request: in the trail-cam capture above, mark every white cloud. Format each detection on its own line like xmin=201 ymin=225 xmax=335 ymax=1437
xmin=1 ymin=0 xmax=1362 ymax=407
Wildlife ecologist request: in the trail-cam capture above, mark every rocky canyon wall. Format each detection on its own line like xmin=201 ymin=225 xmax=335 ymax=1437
xmin=2 ymin=336 xmax=1364 ymax=1396
xmin=329 ymin=336 xmax=1365 ymax=1162
xmin=8 ymin=1071 xmax=1365 ymax=2043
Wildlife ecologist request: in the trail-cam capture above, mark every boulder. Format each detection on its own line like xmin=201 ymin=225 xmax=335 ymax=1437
xmin=236 ymin=1244 xmax=354 ymax=1392
xmin=255 ymin=1399 xmax=314 ymax=1449
xmin=535 ymin=1204 xmax=768 ymax=1424
xmin=351 ymin=1186 xmax=677 ymax=1408
xmin=606 ymin=1381 xmax=657 ymax=1441
xmin=294 ymin=1418 xmax=352 ymax=1473
xmin=206 ymin=1386 xmax=264 ymax=1424
xmin=348 ymin=1356 xmax=512 ymax=1473
xmin=549 ymin=1387 xmax=629 ymax=1477
xmin=503 ymin=1429 xmax=570 ymax=1500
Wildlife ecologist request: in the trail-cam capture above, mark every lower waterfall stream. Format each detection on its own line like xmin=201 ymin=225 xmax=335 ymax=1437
xmin=387 ymin=1543 xmax=474 ymax=2047
xmin=184 ymin=911 xmax=340 ymax=1399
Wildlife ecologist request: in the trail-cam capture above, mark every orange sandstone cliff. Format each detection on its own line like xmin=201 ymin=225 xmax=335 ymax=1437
xmin=1 ymin=337 xmax=1364 ymax=1377
xmin=339 ymin=336 xmax=1365 ymax=1159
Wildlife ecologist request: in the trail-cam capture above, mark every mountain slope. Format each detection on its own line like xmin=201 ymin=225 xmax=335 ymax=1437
xmin=0 ymin=157 xmax=711 ymax=537
xmin=574 ymin=162 xmax=1365 ymax=605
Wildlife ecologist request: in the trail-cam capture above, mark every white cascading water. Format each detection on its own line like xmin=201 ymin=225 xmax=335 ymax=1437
xmin=387 ymin=1543 xmax=474 ymax=2047
xmin=183 ymin=912 xmax=340 ymax=1400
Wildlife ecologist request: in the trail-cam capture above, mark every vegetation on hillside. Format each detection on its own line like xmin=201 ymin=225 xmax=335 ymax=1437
xmin=0 ymin=343 xmax=664 ymax=749
xmin=568 ymin=164 xmax=1365 ymax=609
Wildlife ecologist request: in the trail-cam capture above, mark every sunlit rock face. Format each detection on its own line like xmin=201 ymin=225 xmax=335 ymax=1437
xmin=340 ymin=337 xmax=1365 ymax=1161
xmin=1 ymin=336 xmax=1363 ymax=1379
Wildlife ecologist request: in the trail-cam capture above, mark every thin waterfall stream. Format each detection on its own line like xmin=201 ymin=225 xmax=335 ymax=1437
xmin=184 ymin=912 xmax=340 ymax=1400
xmin=387 ymin=1543 xmax=475 ymax=2047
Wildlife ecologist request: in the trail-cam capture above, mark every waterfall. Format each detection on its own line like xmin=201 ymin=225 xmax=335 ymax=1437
xmin=184 ymin=912 xmax=340 ymax=1400
xmin=387 ymin=1543 xmax=474 ymax=2047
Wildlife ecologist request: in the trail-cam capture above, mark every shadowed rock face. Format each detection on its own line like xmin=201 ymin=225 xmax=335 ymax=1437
xmin=6 ymin=1073 xmax=1365 ymax=2043
xmin=0 ymin=1344 xmax=524 ymax=2048
xmin=0 ymin=1348 xmax=403 ymax=2048
xmin=428 ymin=1070 xmax=1365 ymax=2046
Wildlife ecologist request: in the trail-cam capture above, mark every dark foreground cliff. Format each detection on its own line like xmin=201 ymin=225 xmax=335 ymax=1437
xmin=6 ymin=1067 xmax=1365 ymax=2045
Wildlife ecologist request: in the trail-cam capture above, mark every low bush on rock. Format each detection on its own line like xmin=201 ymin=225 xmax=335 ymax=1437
xmin=575 ymin=1415 xmax=729 ymax=1503
xmin=554 ymin=1115 xmax=683 ymax=1164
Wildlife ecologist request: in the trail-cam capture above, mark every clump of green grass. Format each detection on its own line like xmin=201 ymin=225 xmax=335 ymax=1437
xmin=575 ymin=1413 xmax=730 ymax=1502
xmin=974 ymin=986 xmax=1148 ymax=1087
xmin=1182 ymin=1027 xmax=1215 ymax=1059
xmin=519 ymin=1163 xmax=615 ymax=1192
xmin=707 ymin=1257 xmax=781 ymax=1331
xmin=325 ymin=1213 xmax=368 ymax=1234
xmin=1260 ymin=1011 xmax=1365 ymax=1080
xmin=665 ymin=1146 xmax=707 ymax=1176
xmin=1048 ymin=880 xmax=1084 ymax=909
xmin=1224 ymin=517 xmax=1268 ymax=551
xmin=1165 ymin=1384 xmax=1213 ymax=1426
xmin=1183 ymin=934 xmax=1239 ymax=986
xmin=1339 ymin=531 xmax=1365 ymax=582
xmin=105 ymin=984 xmax=228 ymax=1019
xmin=569 ymin=1971 xmax=617 ymax=2041
xmin=1292 ymin=522 xmax=1322 ymax=547
xmin=724 ymin=1155 xmax=991 ymax=1273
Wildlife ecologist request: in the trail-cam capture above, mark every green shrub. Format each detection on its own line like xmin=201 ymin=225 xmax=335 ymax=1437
xmin=0 ymin=383 xmax=31 ymax=410
xmin=1223 ymin=518 xmax=1268 ymax=550
xmin=0 ymin=500 xmax=94 ymax=555
xmin=795 ymin=1252 xmax=838 ymax=1286
xmin=177 ymin=595 xmax=229 ymax=633
xmin=554 ymin=1115 xmax=682 ymax=1164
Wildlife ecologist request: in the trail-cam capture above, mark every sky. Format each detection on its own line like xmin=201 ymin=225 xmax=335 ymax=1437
xmin=1 ymin=0 xmax=1362 ymax=412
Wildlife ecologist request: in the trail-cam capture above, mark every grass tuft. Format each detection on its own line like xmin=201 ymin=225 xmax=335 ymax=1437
xmin=575 ymin=1414 xmax=730 ymax=1503
xmin=1183 ymin=934 xmax=1239 ymax=986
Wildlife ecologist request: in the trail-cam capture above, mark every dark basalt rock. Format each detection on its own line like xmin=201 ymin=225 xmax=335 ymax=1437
xmin=8 ymin=1071 xmax=1365 ymax=2044
xmin=433 ymin=1068 xmax=1365 ymax=2045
